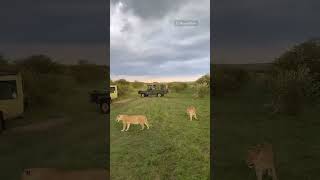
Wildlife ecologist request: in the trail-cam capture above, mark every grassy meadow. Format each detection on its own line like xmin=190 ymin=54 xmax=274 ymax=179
xmin=0 ymin=81 xmax=108 ymax=179
xmin=110 ymin=87 xmax=210 ymax=180
xmin=213 ymin=71 xmax=320 ymax=180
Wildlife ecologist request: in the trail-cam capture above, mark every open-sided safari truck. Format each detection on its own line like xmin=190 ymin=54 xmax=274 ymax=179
xmin=0 ymin=71 xmax=24 ymax=133
xmin=138 ymin=83 xmax=168 ymax=97
xmin=89 ymin=85 xmax=118 ymax=114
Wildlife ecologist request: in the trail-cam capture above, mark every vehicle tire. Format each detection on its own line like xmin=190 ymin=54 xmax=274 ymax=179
xmin=157 ymin=93 xmax=162 ymax=97
xmin=0 ymin=112 xmax=5 ymax=133
xmin=141 ymin=93 xmax=145 ymax=97
xmin=100 ymin=102 xmax=110 ymax=114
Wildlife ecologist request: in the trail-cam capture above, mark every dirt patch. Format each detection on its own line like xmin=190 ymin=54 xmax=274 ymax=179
xmin=6 ymin=118 xmax=68 ymax=133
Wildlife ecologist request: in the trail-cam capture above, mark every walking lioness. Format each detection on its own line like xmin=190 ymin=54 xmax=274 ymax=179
xmin=116 ymin=114 xmax=149 ymax=131
xmin=21 ymin=168 xmax=108 ymax=180
xmin=246 ymin=143 xmax=278 ymax=180
xmin=186 ymin=106 xmax=197 ymax=121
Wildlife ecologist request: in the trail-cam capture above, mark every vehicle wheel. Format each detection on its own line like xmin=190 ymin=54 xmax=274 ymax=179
xmin=100 ymin=102 xmax=110 ymax=114
xmin=141 ymin=94 xmax=145 ymax=97
xmin=0 ymin=112 xmax=5 ymax=133
xmin=157 ymin=93 xmax=162 ymax=97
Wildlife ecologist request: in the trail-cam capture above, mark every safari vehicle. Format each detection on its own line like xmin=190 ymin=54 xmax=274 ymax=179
xmin=89 ymin=85 xmax=118 ymax=114
xmin=0 ymin=71 xmax=24 ymax=133
xmin=138 ymin=83 xmax=168 ymax=97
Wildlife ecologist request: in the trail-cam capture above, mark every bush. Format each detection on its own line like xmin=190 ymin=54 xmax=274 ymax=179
xmin=268 ymin=65 xmax=316 ymax=115
xmin=195 ymin=83 xmax=210 ymax=98
xmin=70 ymin=64 xmax=108 ymax=84
xmin=21 ymin=70 xmax=76 ymax=106
xmin=196 ymin=74 xmax=210 ymax=86
xmin=131 ymin=81 xmax=144 ymax=89
xmin=212 ymin=67 xmax=249 ymax=96
xmin=114 ymin=79 xmax=132 ymax=97
xmin=168 ymin=82 xmax=188 ymax=93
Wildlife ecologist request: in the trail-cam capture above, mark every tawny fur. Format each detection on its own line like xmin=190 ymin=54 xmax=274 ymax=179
xmin=186 ymin=106 xmax=198 ymax=121
xmin=116 ymin=114 xmax=149 ymax=131
xmin=21 ymin=168 xmax=108 ymax=180
xmin=246 ymin=143 xmax=278 ymax=180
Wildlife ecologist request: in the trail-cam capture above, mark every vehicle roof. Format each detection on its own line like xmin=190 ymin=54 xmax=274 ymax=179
xmin=0 ymin=71 xmax=19 ymax=76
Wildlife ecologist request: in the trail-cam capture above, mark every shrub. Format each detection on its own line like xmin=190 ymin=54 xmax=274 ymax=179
xmin=131 ymin=81 xmax=144 ymax=89
xmin=168 ymin=82 xmax=188 ymax=93
xmin=195 ymin=83 xmax=210 ymax=98
xmin=268 ymin=65 xmax=315 ymax=115
xmin=212 ymin=67 xmax=249 ymax=96
xmin=114 ymin=79 xmax=132 ymax=97
xmin=70 ymin=64 xmax=108 ymax=84
xmin=21 ymin=70 xmax=76 ymax=106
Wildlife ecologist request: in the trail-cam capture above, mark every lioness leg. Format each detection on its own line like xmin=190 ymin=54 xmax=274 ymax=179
xmin=121 ymin=122 xmax=126 ymax=131
xmin=189 ymin=114 xmax=193 ymax=121
xmin=255 ymin=169 xmax=263 ymax=180
xmin=144 ymin=122 xmax=149 ymax=129
xmin=194 ymin=113 xmax=198 ymax=120
xmin=140 ymin=123 xmax=144 ymax=130
xmin=125 ymin=123 xmax=131 ymax=131
xmin=271 ymin=167 xmax=278 ymax=180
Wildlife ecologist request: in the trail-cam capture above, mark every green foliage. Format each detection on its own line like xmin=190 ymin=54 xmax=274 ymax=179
xmin=195 ymin=83 xmax=210 ymax=98
xmin=168 ymin=82 xmax=188 ymax=92
xmin=196 ymin=74 xmax=210 ymax=86
xmin=194 ymin=74 xmax=210 ymax=98
xmin=274 ymin=38 xmax=320 ymax=75
xmin=212 ymin=66 xmax=249 ymax=96
xmin=269 ymin=39 xmax=320 ymax=115
xmin=70 ymin=64 xmax=108 ymax=84
xmin=268 ymin=65 xmax=318 ymax=115
xmin=0 ymin=54 xmax=8 ymax=65
xmin=131 ymin=81 xmax=144 ymax=88
xmin=114 ymin=79 xmax=132 ymax=97
xmin=15 ymin=54 xmax=62 ymax=74
xmin=21 ymin=70 xmax=76 ymax=106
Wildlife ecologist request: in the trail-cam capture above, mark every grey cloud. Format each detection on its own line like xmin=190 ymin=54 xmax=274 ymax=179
xmin=111 ymin=0 xmax=189 ymax=19
xmin=213 ymin=0 xmax=320 ymax=63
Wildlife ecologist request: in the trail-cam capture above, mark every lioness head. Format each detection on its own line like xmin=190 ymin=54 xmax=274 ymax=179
xmin=116 ymin=115 xmax=124 ymax=122
xmin=246 ymin=145 xmax=261 ymax=168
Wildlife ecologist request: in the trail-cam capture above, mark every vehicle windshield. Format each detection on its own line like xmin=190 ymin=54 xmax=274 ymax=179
xmin=0 ymin=80 xmax=17 ymax=100
xmin=110 ymin=87 xmax=116 ymax=93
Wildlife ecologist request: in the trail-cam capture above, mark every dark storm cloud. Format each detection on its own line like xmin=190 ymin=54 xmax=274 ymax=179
xmin=0 ymin=0 xmax=108 ymax=64
xmin=213 ymin=0 xmax=320 ymax=63
xmin=0 ymin=0 xmax=107 ymax=43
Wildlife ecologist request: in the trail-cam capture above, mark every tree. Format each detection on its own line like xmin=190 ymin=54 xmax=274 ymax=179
xmin=77 ymin=59 xmax=89 ymax=65
xmin=274 ymin=38 xmax=320 ymax=77
xmin=0 ymin=54 xmax=8 ymax=65
xmin=15 ymin=54 xmax=60 ymax=73
xmin=196 ymin=74 xmax=210 ymax=86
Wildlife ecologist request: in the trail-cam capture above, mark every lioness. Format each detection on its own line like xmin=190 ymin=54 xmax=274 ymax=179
xmin=186 ymin=106 xmax=197 ymax=121
xmin=21 ymin=168 xmax=108 ymax=180
xmin=116 ymin=114 xmax=149 ymax=131
xmin=246 ymin=143 xmax=278 ymax=180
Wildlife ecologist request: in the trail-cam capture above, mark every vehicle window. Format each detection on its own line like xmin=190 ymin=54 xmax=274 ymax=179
xmin=0 ymin=80 xmax=17 ymax=100
xmin=110 ymin=87 xmax=115 ymax=93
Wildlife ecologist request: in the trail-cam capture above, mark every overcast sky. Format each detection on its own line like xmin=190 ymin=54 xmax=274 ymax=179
xmin=1 ymin=0 xmax=319 ymax=66
xmin=213 ymin=0 xmax=320 ymax=64
xmin=110 ymin=0 xmax=210 ymax=82
xmin=0 ymin=0 xmax=107 ymax=64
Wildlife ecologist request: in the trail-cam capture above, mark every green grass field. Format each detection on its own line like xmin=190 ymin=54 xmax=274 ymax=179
xmin=110 ymin=89 xmax=210 ymax=180
xmin=213 ymin=80 xmax=320 ymax=180
xmin=0 ymin=82 xmax=107 ymax=180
